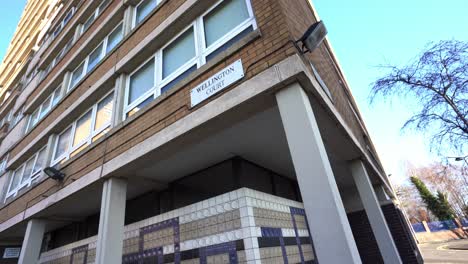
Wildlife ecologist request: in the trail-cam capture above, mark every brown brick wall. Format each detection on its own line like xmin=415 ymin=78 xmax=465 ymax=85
xmin=0 ymin=0 xmax=382 ymax=230
xmin=0 ymin=0 xmax=296 ymax=223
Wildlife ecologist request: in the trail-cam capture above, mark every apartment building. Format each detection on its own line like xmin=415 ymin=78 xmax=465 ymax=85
xmin=0 ymin=0 xmax=422 ymax=263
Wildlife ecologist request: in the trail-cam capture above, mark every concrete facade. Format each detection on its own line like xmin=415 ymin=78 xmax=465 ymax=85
xmin=0 ymin=0 xmax=421 ymax=263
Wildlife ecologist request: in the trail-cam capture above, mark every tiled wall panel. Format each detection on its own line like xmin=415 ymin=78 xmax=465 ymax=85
xmin=38 ymin=188 xmax=315 ymax=264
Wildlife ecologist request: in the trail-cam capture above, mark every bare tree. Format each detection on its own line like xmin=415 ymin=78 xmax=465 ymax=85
xmin=395 ymin=184 xmax=432 ymax=223
xmin=370 ymin=40 xmax=468 ymax=152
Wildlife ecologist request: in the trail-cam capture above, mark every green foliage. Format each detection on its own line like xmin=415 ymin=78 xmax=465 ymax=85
xmin=410 ymin=176 xmax=455 ymax=220
xmin=436 ymin=191 xmax=456 ymax=220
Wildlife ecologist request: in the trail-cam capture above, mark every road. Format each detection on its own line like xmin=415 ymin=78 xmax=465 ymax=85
xmin=420 ymin=239 xmax=468 ymax=263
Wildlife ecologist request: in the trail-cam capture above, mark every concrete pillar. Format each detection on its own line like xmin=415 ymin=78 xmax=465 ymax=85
xmin=112 ymin=74 xmax=127 ymax=126
xmin=350 ymin=160 xmax=402 ymax=264
xmin=18 ymin=219 xmax=46 ymax=264
xmin=275 ymin=83 xmax=362 ymax=264
xmin=95 ymin=177 xmax=127 ymax=264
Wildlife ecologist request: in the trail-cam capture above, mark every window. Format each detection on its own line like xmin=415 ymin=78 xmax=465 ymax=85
xmin=11 ymin=107 xmax=24 ymax=129
xmin=124 ymin=0 xmax=256 ymax=117
xmin=54 ymin=127 xmax=72 ymax=161
xmin=106 ymin=24 xmax=123 ymax=53
xmin=87 ymin=43 xmax=104 ymax=73
xmin=70 ymin=62 xmax=85 ymax=88
xmin=0 ymin=155 xmax=8 ymax=175
xmin=95 ymin=92 xmax=113 ymax=130
xmin=25 ymin=86 xmax=62 ymax=133
xmin=42 ymin=38 xmax=73 ymax=80
xmin=203 ymin=0 xmax=250 ymax=47
xmin=162 ymin=28 xmax=196 ymax=79
xmin=5 ymin=146 xmax=47 ymax=199
xmin=52 ymin=7 xmax=76 ymax=38
xmin=128 ymin=60 xmax=155 ymax=105
xmin=135 ymin=0 xmax=159 ymax=25
xmin=73 ymin=110 xmax=92 ymax=146
xmin=52 ymin=92 xmax=114 ymax=165
xmin=81 ymin=0 xmax=111 ymax=34
xmin=68 ymin=23 xmax=123 ymax=91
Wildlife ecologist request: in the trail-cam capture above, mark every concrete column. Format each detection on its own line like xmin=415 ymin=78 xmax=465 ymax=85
xmin=350 ymin=160 xmax=402 ymax=264
xmin=18 ymin=219 xmax=46 ymax=264
xmin=276 ymin=83 xmax=362 ymax=264
xmin=112 ymin=74 xmax=127 ymax=126
xmin=95 ymin=177 xmax=127 ymax=264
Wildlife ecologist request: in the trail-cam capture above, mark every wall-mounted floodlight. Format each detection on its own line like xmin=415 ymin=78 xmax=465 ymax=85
xmin=43 ymin=167 xmax=65 ymax=181
xmin=296 ymin=21 xmax=328 ymax=53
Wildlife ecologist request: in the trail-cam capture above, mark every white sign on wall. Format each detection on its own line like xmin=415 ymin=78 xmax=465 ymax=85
xmin=190 ymin=59 xmax=244 ymax=107
xmin=3 ymin=247 xmax=20 ymax=259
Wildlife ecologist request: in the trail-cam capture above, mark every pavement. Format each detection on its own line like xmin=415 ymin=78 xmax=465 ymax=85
xmin=420 ymin=239 xmax=468 ymax=263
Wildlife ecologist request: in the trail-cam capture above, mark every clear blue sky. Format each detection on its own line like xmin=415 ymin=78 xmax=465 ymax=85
xmin=0 ymin=0 xmax=467 ymax=184
xmin=312 ymin=0 xmax=468 ymax=184
xmin=0 ymin=0 xmax=27 ymax=63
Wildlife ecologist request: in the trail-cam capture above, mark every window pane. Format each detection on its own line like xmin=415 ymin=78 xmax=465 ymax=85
xmin=106 ymin=24 xmax=123 ymax=53
xmin=31 ymin=109 xmax=40 ymax=127
xmin=22 ymin=159 xmax=34 ymax=184
xmin=98 ymin=0 xmax=111 ymax=13
xmin=33 ymin=148 xmax=46 ymax=174
xmin=52 ymin=87 xmax=62 ymax=106
xmin=83 ymin=13 xmax=95 ymax=32
xmin=10 ymin=169 xmax=22 ymax=191
xmin=70 ymin=62 xmax=85 ymax=88
xmin=55 ymin=127 xmax=72 ymax=160
xmin=162 ymin=28 xmax=195 ymax=79
xmin=203 ymin=0 xmax=250 ymax=47
xmin=64 ymin=8 xmax=74 ymax=24
xmin=53 ymin=26 xmax=62 ymax=37
xmin=95 ymin=93 xmax=114 ymax=131
xmin=73 ymin=110 xmax=92 ymax=146
xmin=136 ymin=0 xmax=158 ymax=24
xmin=129 ymin=59 xmax=155 ymax=104
xmin=39 ymin=96 xmax=52 ymax=119
xmin=87 ymin=43 xmax=104 ymax=73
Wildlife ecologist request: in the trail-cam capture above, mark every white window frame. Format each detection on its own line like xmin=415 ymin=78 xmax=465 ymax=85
xmin=81 ymin=0 xmax=111 ymax=34
xmin=0 ymin=154 xmax=8 ymax=175
xmin=124 ymin=0 xmax=256 ymax=118
xmin=25 ymin=86 xmax=62 ymax=133
xmin=52 ymin=7 xmax=76 ymax=38
xmin=68 ymin=22 xmax=123 ymax=92
xmin=51 ymin=91 xmax=115 ymax=166
xmin=5 ymin=146 xmax=47 ymax=200
xmin=133 ymin=0 xmax=161 ymax=28
xmin=42 ymin=38 xmax=73 ymax=80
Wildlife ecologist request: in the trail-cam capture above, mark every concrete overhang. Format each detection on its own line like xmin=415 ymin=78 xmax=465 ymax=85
xmin=0 ymin=54 xmax=391 ymax=240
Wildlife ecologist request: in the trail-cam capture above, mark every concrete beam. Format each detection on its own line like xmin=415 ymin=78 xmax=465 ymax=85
xmin=350 ymin=159 xmax=402 ymax=264
xmin=18 ymin=219 xmax=46 ymax=264
xmin=276 ymin=82 xmax=362 ymax=264
xmin=95 ymin=178 xmax=127 ymax=264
